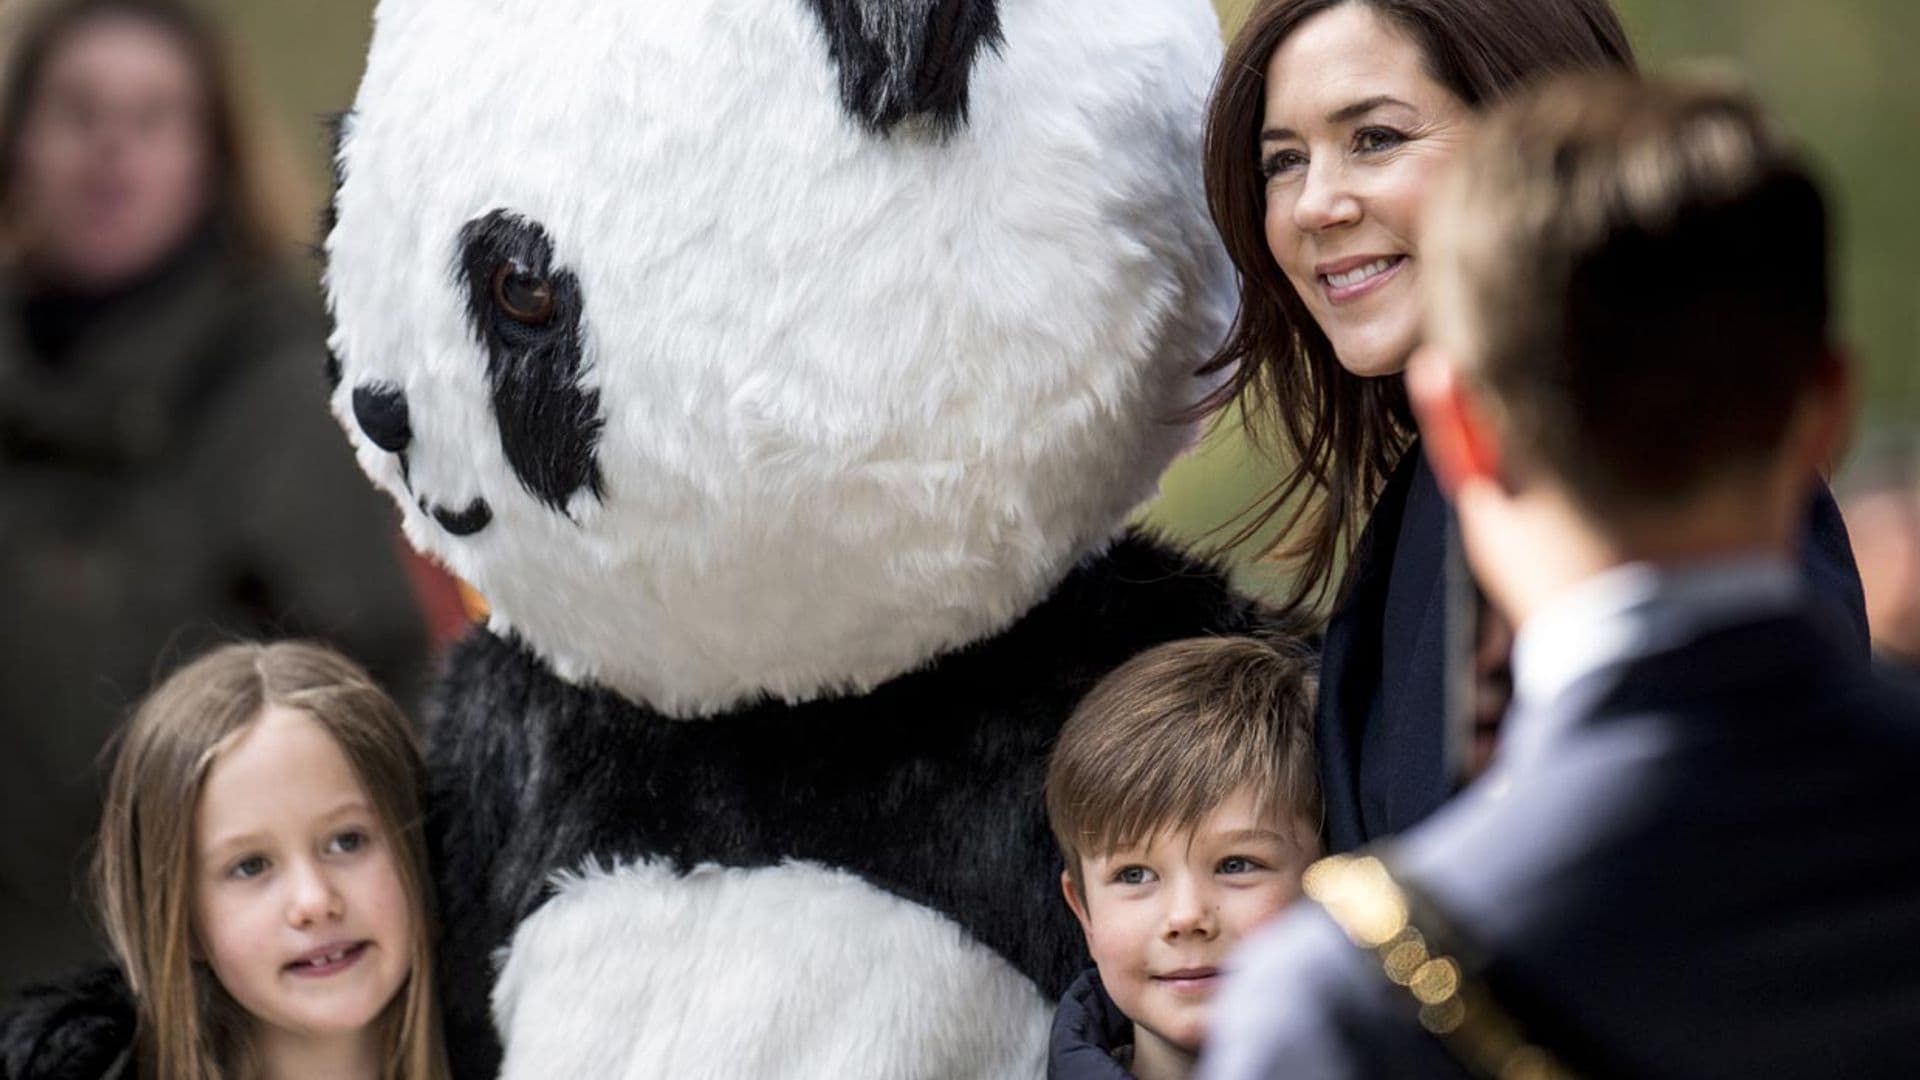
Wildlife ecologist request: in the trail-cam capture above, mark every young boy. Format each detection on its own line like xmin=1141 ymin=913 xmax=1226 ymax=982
xmin=1203 ymin=73 xmax=1920 ymax=1079
xmin=1045 ymin=635 xmax=1321 ymax=1080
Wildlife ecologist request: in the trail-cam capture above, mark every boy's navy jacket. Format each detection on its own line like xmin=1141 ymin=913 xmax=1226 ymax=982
xmin=1205 ymin=605 xmax=1920 ymax=1079
xmin=1317 ymin=443 xmax=1869 ymax=853
xmin=1049 ymin=968 xmax=1137 ymax=1080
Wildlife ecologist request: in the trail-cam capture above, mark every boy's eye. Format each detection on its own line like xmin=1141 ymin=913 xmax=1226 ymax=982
xmin=230 ymin=855 xmax=269 ymax=880
xmin=1218 ymin=856 xmax=1263 ymax=875
xmin=1113 ymin=865 xmax=1155 ymax=886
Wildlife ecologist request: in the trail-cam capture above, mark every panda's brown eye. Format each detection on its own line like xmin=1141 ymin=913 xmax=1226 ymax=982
xmin=491 ymin=261 xmax=555 ymax=325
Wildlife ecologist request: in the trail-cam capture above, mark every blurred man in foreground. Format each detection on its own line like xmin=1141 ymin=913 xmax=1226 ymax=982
xmin=1204 ymin=72 xmax=1920 ymax=1079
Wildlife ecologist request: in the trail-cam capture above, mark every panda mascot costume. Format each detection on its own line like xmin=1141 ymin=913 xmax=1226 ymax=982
xmin=321 ymin=0 xmax=1277 ymax=1075
xmin=0 ymin=1 xmax=1276 ymax=1078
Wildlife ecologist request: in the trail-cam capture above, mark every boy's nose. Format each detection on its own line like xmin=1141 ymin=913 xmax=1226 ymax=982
xmin=1162 ymin=881 xmax=1218 ymax=939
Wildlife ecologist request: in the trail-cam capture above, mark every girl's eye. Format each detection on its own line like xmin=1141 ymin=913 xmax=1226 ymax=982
xmin=1354 ymin=126 xmax=1408 ymax=154
xmin=1260 ymin=149 xmax=1306 ymax=180
xmin=329 ymin=830 xmax=369 ymax=855
xmin=1114 ymin=865 xmax=1155 ymax=886
xmin=230 ymin=855 xmax=269 ymax=880
xmin=1218 ymin=856 xmax=1263 ymax=875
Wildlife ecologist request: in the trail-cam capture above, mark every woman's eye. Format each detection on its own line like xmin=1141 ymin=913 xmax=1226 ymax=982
xmin=1353 ymin=126 xmax=1408 ymax=155
xmin=230 ymin=855 xmax=269 ymax=880
xmin=1114 ymin=866 xmax=1154 ymax=886
xmin=1261 ymin=149 xmax=1306 ymax=180
xmin=491 ymin=261 xmax=556 ymax=326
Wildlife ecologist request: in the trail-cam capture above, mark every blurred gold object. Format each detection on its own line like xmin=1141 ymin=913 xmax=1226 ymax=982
xmin=1304 ymin=854 xmax=1581 ymax=1080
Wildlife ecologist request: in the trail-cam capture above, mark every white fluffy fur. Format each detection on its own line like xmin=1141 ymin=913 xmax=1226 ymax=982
xmin=326 ymin=0 xmax=1231 ymax=714
xmin=492 ymin=860 xmax=1052 ymax=1078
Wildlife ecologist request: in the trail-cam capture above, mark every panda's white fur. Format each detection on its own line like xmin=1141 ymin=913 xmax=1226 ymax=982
xmin=326 ymin=0 xmax=1231 ymax=716
xmin=493 ymin=860 xmax=1051 ymax=1079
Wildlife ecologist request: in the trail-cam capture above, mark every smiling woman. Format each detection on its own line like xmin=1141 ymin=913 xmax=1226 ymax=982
xmin=1255 ymin=7 xmax=1472 ymax=378
xmin=1199 ymin=0 xmax=1638 ymax=852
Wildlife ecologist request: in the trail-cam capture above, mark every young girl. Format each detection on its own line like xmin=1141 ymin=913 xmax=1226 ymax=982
xmin=20 ymin=642 xmax=448 ymax=1079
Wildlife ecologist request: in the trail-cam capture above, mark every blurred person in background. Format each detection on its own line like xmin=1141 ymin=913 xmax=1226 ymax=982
xmin=0 ymin=0 xmax=430 ymax=995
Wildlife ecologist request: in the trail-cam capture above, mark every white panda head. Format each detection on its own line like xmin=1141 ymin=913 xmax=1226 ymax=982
xmin=325 ymin=0 xmax=1233 ymax=717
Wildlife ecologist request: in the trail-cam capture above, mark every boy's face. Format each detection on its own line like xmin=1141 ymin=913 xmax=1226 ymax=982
xmin=1063 ymin=786 xmax=1319 ymax=1062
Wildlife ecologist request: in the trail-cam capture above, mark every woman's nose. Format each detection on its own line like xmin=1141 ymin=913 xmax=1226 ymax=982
xmin=1292 ymin=159 xmax=1361 ymax=234
xmin=352 ymin=382 xmax=412 ymax=453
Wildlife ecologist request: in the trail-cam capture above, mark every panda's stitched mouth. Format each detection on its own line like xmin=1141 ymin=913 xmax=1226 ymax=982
xmin=422 ymin=497 xmax=493 ymax=537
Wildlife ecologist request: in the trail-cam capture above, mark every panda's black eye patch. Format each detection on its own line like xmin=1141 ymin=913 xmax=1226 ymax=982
xmin=456 ymin=210 xmax=605 ymax=516
xmin=492 ymin=260 xmax=556 ymax=326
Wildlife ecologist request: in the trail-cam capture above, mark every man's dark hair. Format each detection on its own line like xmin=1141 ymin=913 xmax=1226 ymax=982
xmin=1426 ymin=71 xmax=1833 ymax=516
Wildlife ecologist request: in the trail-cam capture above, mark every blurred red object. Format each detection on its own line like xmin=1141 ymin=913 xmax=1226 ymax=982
xmin=398 ymin=540 xmax=480 ymax=650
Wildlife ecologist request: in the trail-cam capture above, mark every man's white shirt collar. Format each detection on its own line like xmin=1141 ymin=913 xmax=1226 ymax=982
xmin=1509 ymin=553 xmax=1801 ymax=720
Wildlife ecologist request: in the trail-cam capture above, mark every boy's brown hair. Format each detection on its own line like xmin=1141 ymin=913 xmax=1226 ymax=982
xmin=1424 ymin=71 xmax=1834 ymax=519
xmin=1045 ymin=635 xmax=1319 ymax=889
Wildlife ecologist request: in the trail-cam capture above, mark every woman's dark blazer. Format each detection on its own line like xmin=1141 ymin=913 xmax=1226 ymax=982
xmin=1316 ymin=441 xmax=1871 ymax=853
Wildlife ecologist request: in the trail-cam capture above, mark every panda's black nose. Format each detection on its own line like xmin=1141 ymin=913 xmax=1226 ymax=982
xmin=352 ymin=383 xmax=412 ymax=453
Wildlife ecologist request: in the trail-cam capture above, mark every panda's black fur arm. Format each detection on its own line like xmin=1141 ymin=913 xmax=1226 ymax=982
xmin=0 ymin=965 xmax=135 ymax=1080
xmin=426 ymin=528 xmax=1292 ymax=1076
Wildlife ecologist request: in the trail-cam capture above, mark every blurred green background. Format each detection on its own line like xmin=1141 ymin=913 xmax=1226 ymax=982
xmin=129 ymin=0 xmax=1920 ymax=602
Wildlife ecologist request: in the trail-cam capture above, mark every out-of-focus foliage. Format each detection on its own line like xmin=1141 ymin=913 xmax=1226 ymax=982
xmin=158 ymin=0 xmax=1914 ymax=604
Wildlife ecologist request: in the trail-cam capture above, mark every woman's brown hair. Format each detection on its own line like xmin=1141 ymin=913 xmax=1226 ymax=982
xmin=0 ymin=0 xmax=312 ymax=263
xmin=1200 ymin=0 xmax=1635 ymax=615
xmin=93 ymin=641 xmax=448 ymax=1080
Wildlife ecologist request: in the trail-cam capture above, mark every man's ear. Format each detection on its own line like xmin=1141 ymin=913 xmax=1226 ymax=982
xmin=1061 ymin=869 xmax=1093 ymax=937
xmin=1802 ymin=341 xmax=1858 ymax=480
xmin=1406 ymin=344 xmax=1502 ymax=498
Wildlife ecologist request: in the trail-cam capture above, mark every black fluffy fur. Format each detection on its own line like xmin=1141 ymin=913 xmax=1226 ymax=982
xmin=802 ymin=0 xmax=1002 ymax=136
xmin=455 ymin=210 xmax=605 ymax=514
xmin=426 ymin=529 xmax=1293 ymax=1077
xmin=0 ymin=966 xmax=134 ymax=1080
xmin=320 ymin=110 xmax=352 ymax=391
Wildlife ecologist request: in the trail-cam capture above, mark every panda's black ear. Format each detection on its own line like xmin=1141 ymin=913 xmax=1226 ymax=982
xmin=802 ymin=0 xmax=1002 ymax=137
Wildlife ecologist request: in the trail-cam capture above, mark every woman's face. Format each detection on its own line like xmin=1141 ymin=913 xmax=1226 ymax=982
xmin=1260 ymin=3 xmax=1471 ymax=378
xmin=13 ymin=15 xmax=211 ymax=289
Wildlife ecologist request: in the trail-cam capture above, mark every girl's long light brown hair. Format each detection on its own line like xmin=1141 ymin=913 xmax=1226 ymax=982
xmin=92 ymin=641 xmax=448 ymax=1080
xmin=1199 ymin=0 xmax=1635 ymax=616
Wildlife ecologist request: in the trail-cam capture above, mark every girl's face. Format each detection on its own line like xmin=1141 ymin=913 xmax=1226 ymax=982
xmin=192 ymin=706 xmax=414 ymax=1052
xmin=12 ymin=14 xmax=212 ymax=289
xmin=1259 ymin=3 xmax=1471 ymax=378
